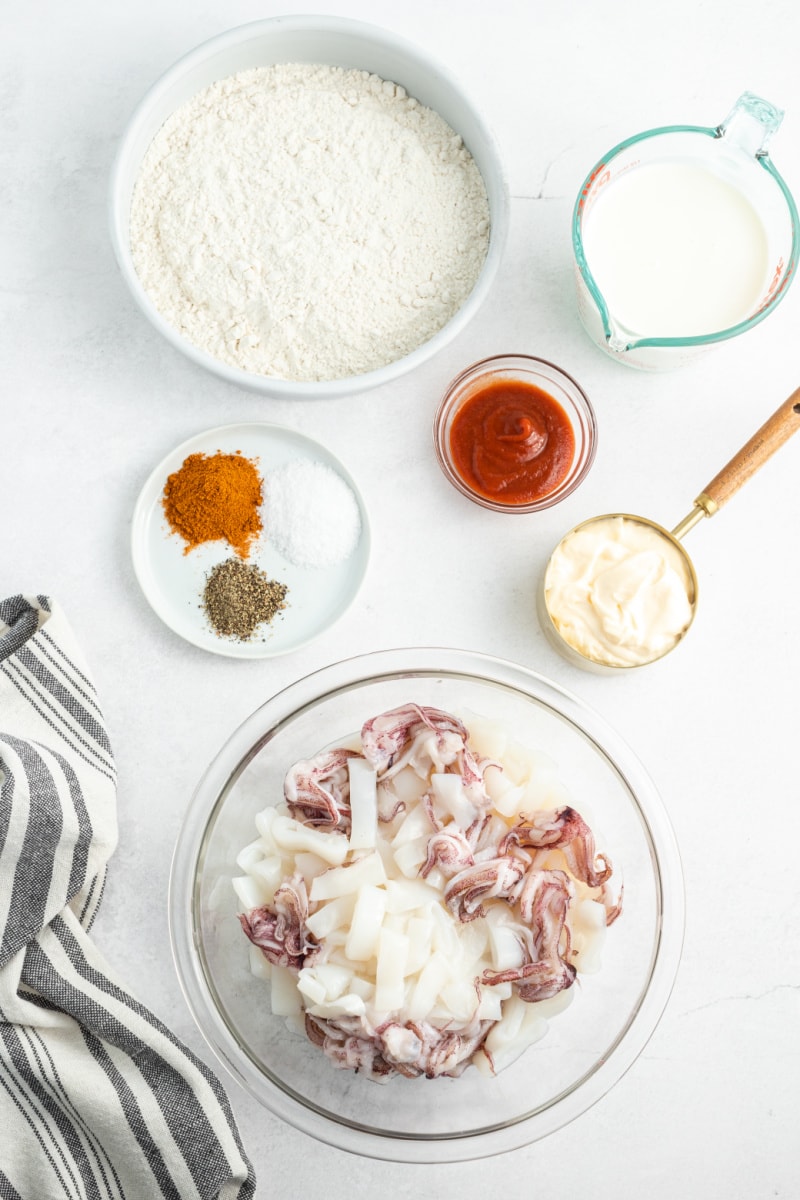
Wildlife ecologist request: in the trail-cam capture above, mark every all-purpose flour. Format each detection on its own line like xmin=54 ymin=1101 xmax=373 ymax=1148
xmin=129 ymin=64 xmax=491 ymax=381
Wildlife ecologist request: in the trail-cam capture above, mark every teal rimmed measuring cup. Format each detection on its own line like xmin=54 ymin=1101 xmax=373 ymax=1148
xmin=573 ymin=92 xmax=799 ymax=370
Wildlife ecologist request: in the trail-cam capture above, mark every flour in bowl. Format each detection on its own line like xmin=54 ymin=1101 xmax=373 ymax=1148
xmin=129 ymin=64 xmax=491 ymax=382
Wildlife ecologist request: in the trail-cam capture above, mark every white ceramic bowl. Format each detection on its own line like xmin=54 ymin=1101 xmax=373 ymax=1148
xmin=169 ymin=647 xmax=685 ymax=1162
xmin=109 ymin=15 xmax=509 ymax=398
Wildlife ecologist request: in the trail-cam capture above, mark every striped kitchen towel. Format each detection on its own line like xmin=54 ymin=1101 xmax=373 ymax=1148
xmin=0 ymin=595 xmax=255 ymax=1200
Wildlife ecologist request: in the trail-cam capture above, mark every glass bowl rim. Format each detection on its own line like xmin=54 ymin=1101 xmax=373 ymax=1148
xmin=168 ymin=646 xmax=684 ymax=1162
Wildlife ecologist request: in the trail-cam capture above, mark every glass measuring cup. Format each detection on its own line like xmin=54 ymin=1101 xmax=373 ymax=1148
xmin=539 ymin=387 xmax=800 ymax=671
xmin=573 ymin=93 xmax=799 ymax=370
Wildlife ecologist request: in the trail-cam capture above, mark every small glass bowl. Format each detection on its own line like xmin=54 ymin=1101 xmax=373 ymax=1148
xmin=433 ymin=354 xmax=597 ymax=512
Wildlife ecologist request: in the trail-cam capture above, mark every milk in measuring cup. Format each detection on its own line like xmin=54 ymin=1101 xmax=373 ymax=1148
xmin=581 ymin=162 xmax=770 ymax=338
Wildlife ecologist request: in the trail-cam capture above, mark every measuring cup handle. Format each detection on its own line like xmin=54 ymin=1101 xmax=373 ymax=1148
xmin=697 ymin=386 xmax=800 ymax=513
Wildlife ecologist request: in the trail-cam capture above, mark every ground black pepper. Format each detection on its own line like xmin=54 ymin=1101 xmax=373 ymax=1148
xmin=202 ymin=558 xmax=288 ymax=641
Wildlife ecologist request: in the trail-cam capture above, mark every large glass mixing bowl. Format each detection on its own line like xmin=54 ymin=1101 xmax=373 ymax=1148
xmin=169 ymin=648 xmax=684 ymax=1162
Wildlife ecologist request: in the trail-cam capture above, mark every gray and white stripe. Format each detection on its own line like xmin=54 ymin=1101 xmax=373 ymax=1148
xmin=0 ymin=595 xmax=255 ymax=1198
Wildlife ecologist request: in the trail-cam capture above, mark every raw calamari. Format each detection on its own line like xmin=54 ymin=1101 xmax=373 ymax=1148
xmin=234 ymin=703 xmax=622 ymax=1081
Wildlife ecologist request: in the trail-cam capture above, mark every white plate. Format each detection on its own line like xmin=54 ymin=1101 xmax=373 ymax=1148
xmin=131 ymin=422 xmax=370 ymax=658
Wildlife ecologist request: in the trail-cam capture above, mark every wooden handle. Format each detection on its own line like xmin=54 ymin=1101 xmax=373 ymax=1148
xmin=698 ymin=386 xmax=800 ymax=513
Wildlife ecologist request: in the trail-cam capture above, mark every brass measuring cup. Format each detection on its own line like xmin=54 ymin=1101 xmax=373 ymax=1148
xmin=539 ymin=387 xmax=800 ymax=671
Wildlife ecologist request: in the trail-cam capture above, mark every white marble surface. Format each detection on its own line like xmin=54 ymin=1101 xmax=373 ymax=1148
xmin=3 ymin=0 xmax=800 ymax=1195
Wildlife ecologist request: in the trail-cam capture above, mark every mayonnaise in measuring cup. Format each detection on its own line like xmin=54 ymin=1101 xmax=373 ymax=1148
xmin=544 ymin=516 xmax=695 ymax=667
xmin=581 ymin=162 xmax=770 ymax=337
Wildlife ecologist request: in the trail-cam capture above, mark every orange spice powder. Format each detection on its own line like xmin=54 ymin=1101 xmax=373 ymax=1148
xmin=162 ymin=450 xmax=263 ymax=558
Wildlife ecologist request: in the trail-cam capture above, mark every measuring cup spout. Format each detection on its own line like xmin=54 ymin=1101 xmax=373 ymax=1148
xmin=605 ymin=315 xmax=637 ymax=355
xmin=717 ymin=91 xmax=784 ymax=158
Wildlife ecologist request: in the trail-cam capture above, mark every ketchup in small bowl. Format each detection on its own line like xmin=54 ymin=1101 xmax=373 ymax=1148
xmin=434 ymin=355 xmax=597 ymax=512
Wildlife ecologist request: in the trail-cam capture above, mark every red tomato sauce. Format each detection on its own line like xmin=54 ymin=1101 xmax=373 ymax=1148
xmin=449 ymin=378 xmax=575 ymax=504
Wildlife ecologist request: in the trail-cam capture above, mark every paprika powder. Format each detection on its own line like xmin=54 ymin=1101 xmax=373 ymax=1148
xmin=162 ymin=450 xmax=263 ymax=558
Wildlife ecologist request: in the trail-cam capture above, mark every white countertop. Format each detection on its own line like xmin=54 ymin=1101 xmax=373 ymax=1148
xmin=4 ymin=1 xmax=800 ymax=1196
